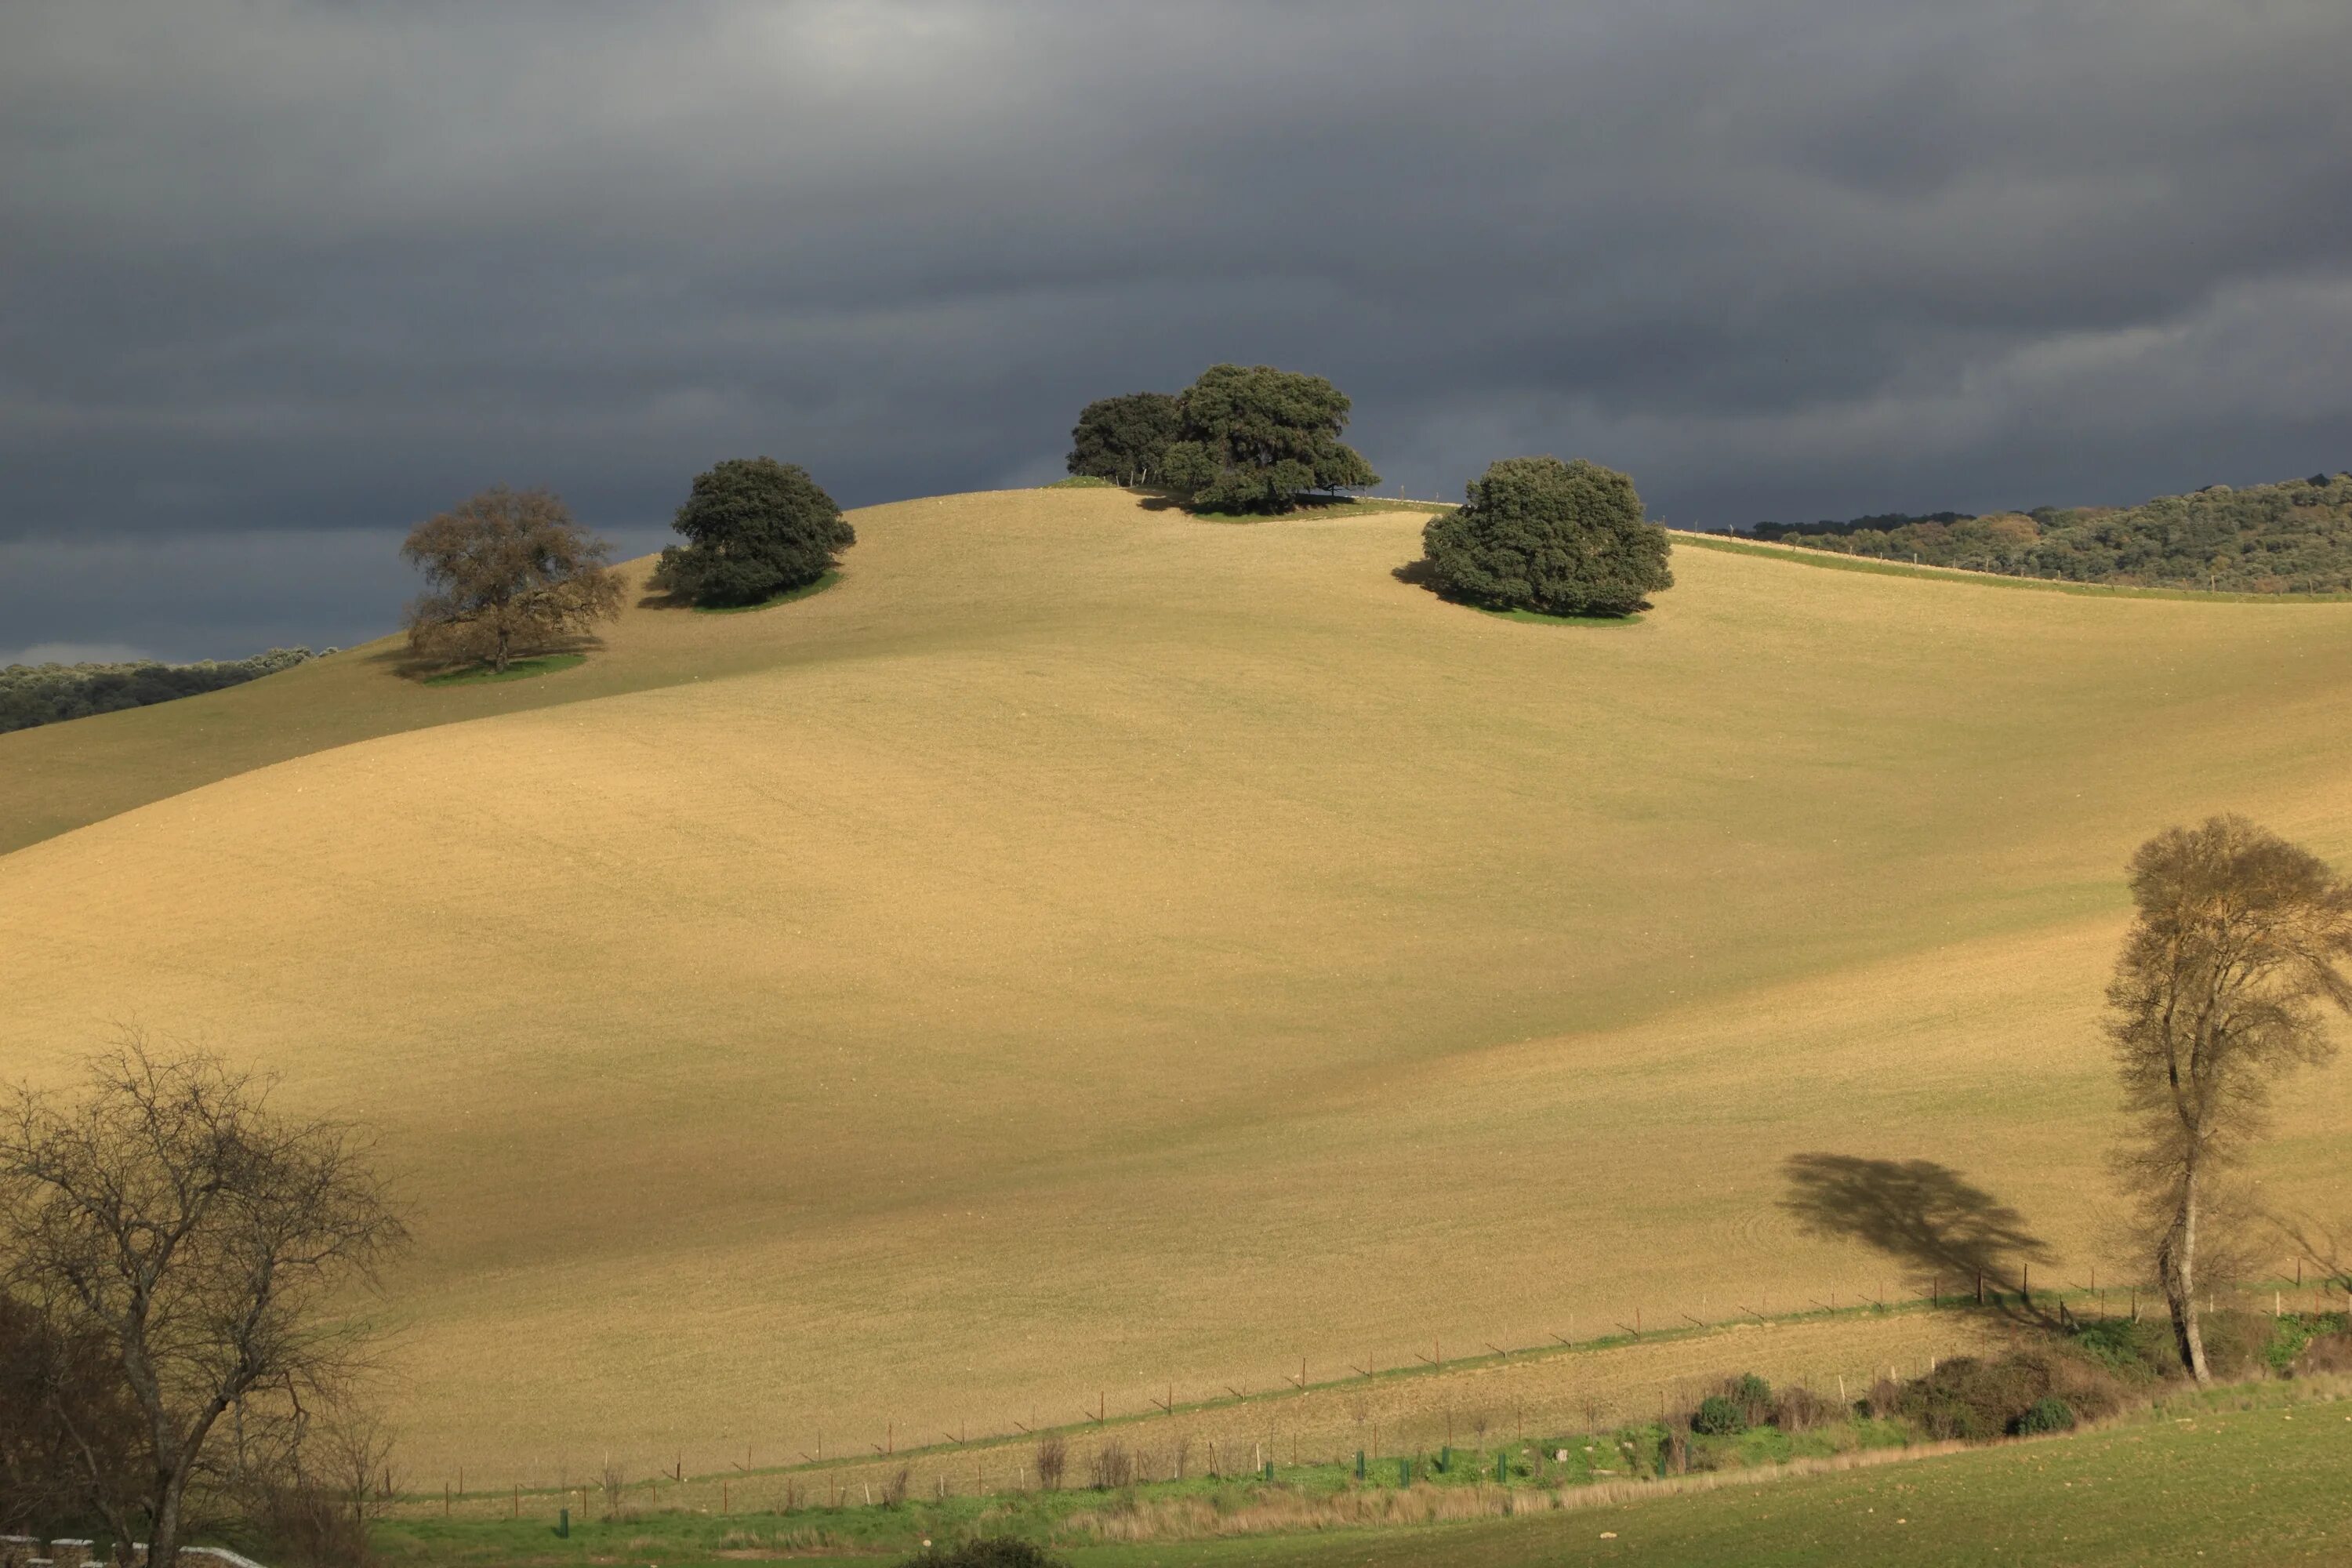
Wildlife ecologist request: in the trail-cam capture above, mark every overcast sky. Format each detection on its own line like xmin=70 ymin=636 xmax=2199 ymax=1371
xmin=5 ymin=0 xmax=2351 ymax=661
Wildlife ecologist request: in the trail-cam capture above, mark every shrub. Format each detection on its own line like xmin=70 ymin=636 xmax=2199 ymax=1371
xmin=896 ymin=1540 xmax=1066 ymax=1568
xmin=1690 ymin=1396 xmax=1746 ymax=1436
xmin=654 ymin=457 xmax=855 ymax=608
xmin=1086 ymin=1440 xmax=1134 ymax=1490
xmin=1033 ymin=1432 xmax=1066 ymax=1491
xmin=1726 ymin=1374 xmax=1773 ymax=1425
xmin=2195 ymin=1308 xmax=2274 ymax=1382
xmin=2013 ymin=1396 xmax=2076 ymax=1436
xmin=1768 ymin=1385 xmax=1833 ymax=1433
xmin=2294 ymin=1330 xmax=2352 ymax=1375
xmin=2071 ymin=1315 xmax=2179 ymax=1380
xmin=1894 ymin=1356 xmax=2049 ymax=1442
xmin=1418 ymin=456 xmax=1672 ymax=617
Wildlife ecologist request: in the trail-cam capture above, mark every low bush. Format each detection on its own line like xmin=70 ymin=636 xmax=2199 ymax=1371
xmin=2196 ymin=1309 xmax=2274 ymax=1382
xmin=1726 ymin=1374 xmax=1773 ymax=1426
xmin=1033 ymin=1432 xmax=1067 ymax=1490
xmin=2071 ymin=1315 xmax=2179 ymax=1380
xmin=2013 ymin=1396 xmax=2076 ymax=1436
xmin=1769 ymin=1385 xmax=1834 ymax=1433
xmin=2295 ymin=1330 xmax=2352 ymax=1376
xmin=1896 ymin=1357 xmax=2038 ymax=1441
xmin=1690 ymin=1396 xmax=1746 ymax=1436
xmin=2259 ymin=1312 xmax=2347 ymax=1374
xmin=897 ymin=1540 xmax=1066 ymax=1568
xmin=1087 ymin=1440 xmax=1134 ymax=1490
xmin=1887 ymin=1348 xmax=2127 ymax=1442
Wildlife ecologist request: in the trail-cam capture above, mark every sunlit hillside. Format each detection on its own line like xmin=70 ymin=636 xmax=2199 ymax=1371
xmin=6 ymin=485 xmax=2352 ymax=1477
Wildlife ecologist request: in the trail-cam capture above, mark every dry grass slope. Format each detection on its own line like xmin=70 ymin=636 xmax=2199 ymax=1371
xmin=6 ymin=486 xmax=2352 ymax=1479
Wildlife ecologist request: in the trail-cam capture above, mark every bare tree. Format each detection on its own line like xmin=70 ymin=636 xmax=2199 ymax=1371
xmin=401 ymin=486 xmax=622 ymax=673
xmin=2106 ymin=816 xmax=2352 ymax=1384
xmin=0 ymin=1036 xmax=408 ymax=1565
xmin=1032 ymin=1432 xmax=1066 ymax=1491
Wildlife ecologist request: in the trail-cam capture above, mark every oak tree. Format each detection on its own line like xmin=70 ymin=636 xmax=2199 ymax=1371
xmin=1066 ymin=392 xmax=1181 ymax=486
xmin=401 ymin=487 xmax=622 ymax=673
xmin=652 ymin=458 xmax=855 ymax=608
xmin=1160 ymin=365 xmax=1378 ymax=514
xmin=2107 ymin=816 xmax=2352 ymax=1383
xmin=1418 ymin=456 xmax=1671 ymax=617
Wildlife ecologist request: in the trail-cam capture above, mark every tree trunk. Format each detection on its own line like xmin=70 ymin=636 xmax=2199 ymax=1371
xmin=2164 ymin=1162 xmax=2212 ymax=1386
xmin=492 ymin=623 xmax=510 ymax=674
xmin=149 ymin=1468 xmax=187 ymax=1568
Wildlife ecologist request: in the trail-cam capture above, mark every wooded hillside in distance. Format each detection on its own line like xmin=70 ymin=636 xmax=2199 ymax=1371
xmin=0 ymin=648 xmax=315 ymax=734
xmin=1743 ymin=473 xmax=2352 ymax=592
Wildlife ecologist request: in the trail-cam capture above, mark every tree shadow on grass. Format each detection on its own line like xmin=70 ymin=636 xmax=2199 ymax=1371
xmin=366 ymin=630 xmax=605 ymax=684
xmin=1780 ymin=1152 xmax=2059 ymax=1325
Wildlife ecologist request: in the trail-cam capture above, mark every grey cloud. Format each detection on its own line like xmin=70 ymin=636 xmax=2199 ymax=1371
xmin=4 ymin=0 xmax=2350 ymax=655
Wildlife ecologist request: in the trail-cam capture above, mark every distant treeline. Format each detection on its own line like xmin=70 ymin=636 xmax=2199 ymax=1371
xmin=1738 ymin=473 xmax=2352 ymax=592
xmin=1 ymin=648 xmax=317 ymax=734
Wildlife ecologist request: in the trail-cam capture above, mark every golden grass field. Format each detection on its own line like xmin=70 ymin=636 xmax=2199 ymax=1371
xmin=6 ymin=485 xmax=2352 ymax=1484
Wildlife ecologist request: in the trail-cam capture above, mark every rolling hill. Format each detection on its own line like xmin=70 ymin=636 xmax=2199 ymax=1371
xmin=5 ymin=485 xmax=2352 ymax=1480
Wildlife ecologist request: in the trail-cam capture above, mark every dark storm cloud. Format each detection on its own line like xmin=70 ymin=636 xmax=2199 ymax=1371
xmin=5 ymin=0 xmax=2350 ymax=658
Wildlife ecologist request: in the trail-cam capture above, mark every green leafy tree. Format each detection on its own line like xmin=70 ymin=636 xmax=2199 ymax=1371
xmin=1160 ymin=365 xmax=1378 ymax=514
xmin=1066 ymin=392 xmax=1181 ymax=485
xmin=1419 ymin=456 xmax=1671 ymax=616
xmin=401 ymin=487 xmax=622 ymax=673
xmin=653 ymin=458 xmax=855 ymax=608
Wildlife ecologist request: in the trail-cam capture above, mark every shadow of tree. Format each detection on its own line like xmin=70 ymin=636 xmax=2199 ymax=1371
xmin=1780 ymin=1152 xmax=2058 ymax=1323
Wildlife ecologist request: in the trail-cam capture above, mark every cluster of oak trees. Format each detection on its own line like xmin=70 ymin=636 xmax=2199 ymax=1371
xmin=1068 ymin=364 xmax=1675 ymax=619
xmin=399 ymin=459 xmax=854 ymax=674
xmin=398 ymin=361 xmax=1676 ymax=679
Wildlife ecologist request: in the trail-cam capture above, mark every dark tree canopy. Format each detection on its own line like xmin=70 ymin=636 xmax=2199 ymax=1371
xmin=1065 ymin=392 xmax=1181 ymax=485
xmin=1 ymin=648 xmax=314 ymax=735
xmin=1746 ymin=471 xmax=2352 ymax=593
xmin=1419 ymin=456 xmax=1672 ymax=617
xmin=1160 ymin=364 xmax=1379 ymax=514
xmin=653 ymin=457 xmax=855 ymax=608
xmin=401 ymin=487 xmax=622 ymax=672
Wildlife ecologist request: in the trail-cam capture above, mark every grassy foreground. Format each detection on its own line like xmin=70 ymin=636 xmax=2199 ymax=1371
xmin=373 ymin=1388 xmax=2352 ymax=1566
xmin=11 ymin=487 xmax=2352 ymax=1478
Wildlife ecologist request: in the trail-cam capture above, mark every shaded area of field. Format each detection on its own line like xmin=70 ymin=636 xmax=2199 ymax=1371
xmin=9 ymin=486 xmax=2352 ymax=1477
